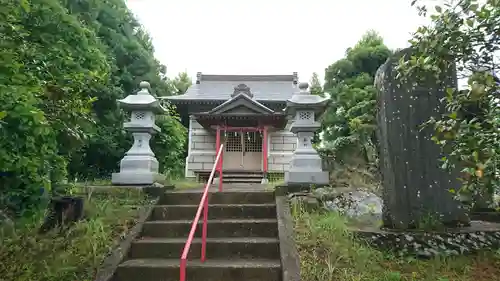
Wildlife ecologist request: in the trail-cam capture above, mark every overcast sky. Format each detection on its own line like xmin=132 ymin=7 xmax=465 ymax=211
xmin=126 ymin=0 xmax=434 ymax=83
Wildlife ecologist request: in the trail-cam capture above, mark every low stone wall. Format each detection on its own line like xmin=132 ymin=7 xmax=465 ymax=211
xmin=352 ymin=221 xmax=500 ymax=258
xmin=275 ymin=196 xmax=301 ymax=281
xmin=471 ymin=211 xmax=500 ymax=223
xmin=287 ymin=188 xmax=500 ymax=258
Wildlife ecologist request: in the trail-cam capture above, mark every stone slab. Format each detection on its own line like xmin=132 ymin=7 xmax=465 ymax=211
xmin=284 ymin=171 xmax=329 ymax=185
xmin=112 ymin=172 xmax=165 ymax=185
xmin=275 ymin=196 xmax=301 ymax=281
xmin=351 ymin=220 xmax=500 ymax=258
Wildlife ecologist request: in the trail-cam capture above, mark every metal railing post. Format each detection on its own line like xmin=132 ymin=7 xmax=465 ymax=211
xmin=179 ymin=145 xmax=224 ymax=281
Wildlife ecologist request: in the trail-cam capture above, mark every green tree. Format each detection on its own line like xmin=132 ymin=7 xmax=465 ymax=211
xmin=322 ymin=31 xmax=391 ymax=165
xmin=0 ymin=0 xmax=187 ymax=216
xmin=398 ymin=0 xmax=500 ymax=202
xmin=309 ymin=72 xmax=324 ymax=97
xmin=0 ymin=0 xmax=110 ymax=213
xmin=172 ymin=72 xmax=193 ymax=95
xmin=63 ymin=0 xmax=187 ymax=180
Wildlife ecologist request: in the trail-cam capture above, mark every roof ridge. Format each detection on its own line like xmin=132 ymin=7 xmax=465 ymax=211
xmin=196 ymin=72 xmax=298 ymax=83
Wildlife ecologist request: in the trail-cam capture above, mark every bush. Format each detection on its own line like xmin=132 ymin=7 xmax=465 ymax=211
xmin=0 ymin=188 xmax=149 ymax=281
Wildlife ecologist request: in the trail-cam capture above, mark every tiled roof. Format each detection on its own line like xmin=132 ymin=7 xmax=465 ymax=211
xmin=209 ymin=93 xmax=275 ymax=115
xmin=163 ymin=73 xmax=299 ymax=102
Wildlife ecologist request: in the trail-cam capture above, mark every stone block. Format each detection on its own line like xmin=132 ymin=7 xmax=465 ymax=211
xmin=191 ymin=135 xmax=205 ymax=142
xmin=283 ymin=136 xmax=297 ymax=144
xmin=285 ymin=171 xmax=329 ymax=185
xmin=272 ymin=156 xmax=292 ymax=164
xmin=118 ymin=155 xmax=159 ymax=173
xmin=272 ymin=143 xmax=295 ymax=151
xmin=269 ymin=163 xmax=285 ymax=172
xmin=272 ymin=143 xmax=285 ymax=151
xmin=191 ymin=151 xmax=216 ymax=156
xmin=271 ymin=136 xmax=284 ymax=144
xmin=191 ymin=120 xmax=204 ymax=129
xmin=193 ymin=155 xmax=215 ymax=163
xmin=112 ymin=172 xmax=165 ymax=185
xmin=191 ymin=129 xmax=210 ymax=136
xmin=187 ymin=162 xmax=203 ymax=170
xmin=202 ymin=162 xmax=216 ymax=170
xmin=193 ymin=142 xmax=215 ymax=150
xmin=204 ymin=135 xmax=216 ymax=143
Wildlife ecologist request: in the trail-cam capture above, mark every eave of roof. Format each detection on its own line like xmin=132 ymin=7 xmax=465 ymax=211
xmin=208 ymin=93 xmax=274 ymax=115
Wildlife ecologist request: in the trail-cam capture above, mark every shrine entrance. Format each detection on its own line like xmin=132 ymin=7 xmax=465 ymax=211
xmin=223 ymin=130 xmax=263 ymax=171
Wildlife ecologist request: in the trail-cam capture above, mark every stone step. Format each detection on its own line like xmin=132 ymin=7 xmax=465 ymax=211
xmin=114 ymin=258 xmax=281 ymax=281
xmin=141 ymin=219 xmax=278 ymax=238
xmin=222 ymin=173 xmax=264 ymax=184
xmin=223 ymin=178 xmax=263 ymax=183
xmin=223 ymin=173 xmax=263 ymax=178
xmin=160 ymin=191 xmax=274 ymax=205
xmin=128 ymin=237 xmax=280 ymax=259
xmin=151 ymin=204 xmax=276 ymax=220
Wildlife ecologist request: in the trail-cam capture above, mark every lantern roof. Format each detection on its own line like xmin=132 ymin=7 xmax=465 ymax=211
xmin=118 ymin=81 xmax=165 ymax=114
xmin=285 ymin=82 xmax=329 ymax=117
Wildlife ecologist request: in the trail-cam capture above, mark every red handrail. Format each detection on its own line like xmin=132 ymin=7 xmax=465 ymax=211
xmin=179 ymin=144 xmax=224 ymax=281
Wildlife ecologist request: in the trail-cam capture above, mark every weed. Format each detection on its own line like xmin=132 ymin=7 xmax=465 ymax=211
xmin=292 ymin=201 xmax=500 ymax=281
xmin=0 ymin=188 xmax=150 ymax=281
xmin=168 ymin=178 xmax=202 ymax=189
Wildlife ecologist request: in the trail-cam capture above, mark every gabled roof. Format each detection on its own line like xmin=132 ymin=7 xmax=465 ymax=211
xmin=208 ymin=93 xmax=275 ymax=115
xmin=163 ymin=73 xmax=298 ymax=102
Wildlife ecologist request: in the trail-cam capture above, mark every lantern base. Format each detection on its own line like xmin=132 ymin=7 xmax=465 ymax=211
xmin=111 ymin=171 xmax=165 ymax=186
xmin=284 ymin=170 xmax=329 ymax=185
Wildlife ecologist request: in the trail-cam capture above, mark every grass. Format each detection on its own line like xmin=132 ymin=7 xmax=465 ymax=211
xmin=292 ymin=203 xmax=500 ymax=281
xmin=73 ymin=176 xmax=203 ymax=190
xmin=168 ymin=178 xmax=203 ymax=189
xmin=0 ymin=188 xmax=151 ymax=281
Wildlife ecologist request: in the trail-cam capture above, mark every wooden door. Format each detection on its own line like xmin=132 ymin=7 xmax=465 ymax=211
xmin=242 ymin=131 xmax=262 ymax=171
xmin=222 ymin=131 xmax=263 ymax=172
xmin=223 ymin=132 xmax=244 ymax=170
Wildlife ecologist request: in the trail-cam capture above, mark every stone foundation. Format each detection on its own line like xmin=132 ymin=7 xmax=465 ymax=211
xmin=352 ymin=221 xmax=500 ymax=257
xmin=111 ymin=172 xmax=165 ymax=185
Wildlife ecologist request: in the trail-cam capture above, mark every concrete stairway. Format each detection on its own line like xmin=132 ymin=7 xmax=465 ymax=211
xmin=222 ymin=171 xmax=263 ymax=183
xmin=112 ymin=187 xmax=281 ymax=281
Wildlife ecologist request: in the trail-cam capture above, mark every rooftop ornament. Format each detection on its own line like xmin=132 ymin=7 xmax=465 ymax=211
xmin=231 ymin=83 xmax=253 ymax=98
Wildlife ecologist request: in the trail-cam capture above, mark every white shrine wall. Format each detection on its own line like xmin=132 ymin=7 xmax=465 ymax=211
xmin=185 ymin=118 xmax=216 ymax=178
xmin=268 ymin=121 xmax=296 ymax=173
xmin=185 ymin=119 xmax=296 ymax=178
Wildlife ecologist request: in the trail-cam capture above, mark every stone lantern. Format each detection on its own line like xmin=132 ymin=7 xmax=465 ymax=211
xmin=284 ymin=82 xmax=329 ymax=185
xmin=112 ymin=81 xmax=165 ymax=185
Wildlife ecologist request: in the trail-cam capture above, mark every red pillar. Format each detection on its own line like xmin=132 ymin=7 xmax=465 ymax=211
xmin=218 ymin=127 xmax=224 ymax=192
xmin=215 ymin=125 xmax=223 ymax=191
xmin=215 ymin=125 xmax=220 ymax=154
xmin=262 ymin=126 xmax=268 ymax=180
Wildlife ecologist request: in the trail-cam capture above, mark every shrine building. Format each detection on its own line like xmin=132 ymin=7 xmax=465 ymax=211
xmin=162 ymin=72 xmax=300 ymax=183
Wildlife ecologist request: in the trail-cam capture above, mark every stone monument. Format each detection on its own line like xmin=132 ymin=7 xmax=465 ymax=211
xmin=375 ymin=48 xmax=469 ymax=228
xmin=112 ymin=81 xmax=165 ymax=185
xmin=284 ymin=82 xmax=329 ymax=186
